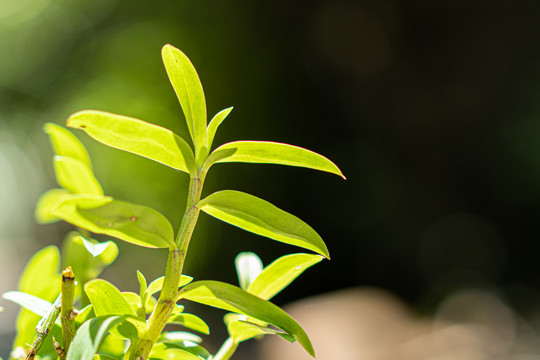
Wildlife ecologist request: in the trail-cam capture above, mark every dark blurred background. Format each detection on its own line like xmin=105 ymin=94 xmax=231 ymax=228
xmin=3 ymin=0 xmax=540 ymax=356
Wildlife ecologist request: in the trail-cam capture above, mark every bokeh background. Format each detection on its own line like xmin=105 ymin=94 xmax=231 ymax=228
xmin=3 ymin=0 xmax=540 ymax=358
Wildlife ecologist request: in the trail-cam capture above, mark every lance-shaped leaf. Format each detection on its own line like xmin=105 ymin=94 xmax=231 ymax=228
xmin=207 ymin=107 xmax=233 ymax=150
xmin=205 ymin=141 xmax=346 ymax=179
xmin=198 ymin=190 xmax=329 ymax=258
xmin=66 ymin=316 xmax=122 ymax=360
xmin=2 ymin=291 xmax=55 ymax=319
xmin=167 ymin=313 xmax=210 ymax=335
xmin=54 ymin=156 xmax=103 ymax=195
xmin=248 ymin=253 xmax=323 ymax=300
xmin=146 ymin=275 xmax=193 ymax=299
xmin=149 ymin=344 xmax=203 ymax=360
xmin=52 ymin=194 xmax=175 ymax=249
xmin=178 ymin=280 xmax=315 ymax=357
xmin=44 ymin=123 xmax=93 ymax=170
xmin=84 ymin=280 xmax=145 ymax=340
xmin=162 ymin=44 xmax=207 ymax=154
xmin=35 ymin=188 xmax=70 ymax=224
xmin=67 ymin=110 xmax=196 ymax=175
xmin=228 ymin=319 xmax=295 ymax=343
xmin=235 ymin=252 xmax=263 ymax=290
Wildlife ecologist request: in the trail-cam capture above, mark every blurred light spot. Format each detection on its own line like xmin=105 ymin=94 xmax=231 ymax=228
xmin=0 ymin=0 xmax=51 ymax=26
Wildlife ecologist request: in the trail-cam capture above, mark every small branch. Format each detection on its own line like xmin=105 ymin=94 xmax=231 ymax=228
xmin=25 ymin=295 xmax=61 ymax=360
xmin=61 ymin=266 xmax=76 ymax=355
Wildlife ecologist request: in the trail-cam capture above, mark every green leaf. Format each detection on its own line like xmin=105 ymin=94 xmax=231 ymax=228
xmin=207 ymin=107 xmax=233 ymax=150
xmin=205 ymin=141 xmax=346 ymax=179
xmin=153 ymin=339 xmax=211 ymax=360
xmin=84 ymin=280 xmax=144 ymax=340
xmin=228 ymin=319 xmax=295 ymax=343
xmin=147 ymin=275 xmax=193 ymax=298
xmin=158 ymin=331 xmax=202 ymax=344
xmin=248 ymin=253 xmax=323 ymax=300
xmin=54 ymin=156 xmax=103 ymax=195
xmin=2 ymin=291 xmax=53 ymax=318
xmin=44 ymin=122 xmax=93 ymax=170
xmin=235 ymin=252 xmax=262 ymax=290
xmin=52 ymin=194 xmax=175 ymax=249
xmin=75 ymin=305 xmax=95 ymax=327
xmin=66 ymin=316 xmax=122 ymax=360
xmin=85 ymin=279 xmax=137 ymax=318
xmin=35 ymin=188 xmax=70 ymax=224
xmin=149 ymin=344 xmax=203 ymax=360
xmin=178 ymin=280 xmax=315 ymax=357
xmin=167 ymin=313 xmax=210 ymax=335
xmin=67 ymin=110 xmax=196 ymax=175
xmin=162 ymin=44 xmax=207 ymax=156
xmin=198 ymin=190 xmax=329 ymax=258
xmin=137 ymin=270 xmax=148 ymax=305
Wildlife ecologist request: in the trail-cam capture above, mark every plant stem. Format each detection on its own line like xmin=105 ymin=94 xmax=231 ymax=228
xmin=214 ymin=337 xmax=239 ymax=360
xmin=60 ymin=266 xmax=75 ymax=356
xmin=127 ymin=175 xmax=204 ymax=360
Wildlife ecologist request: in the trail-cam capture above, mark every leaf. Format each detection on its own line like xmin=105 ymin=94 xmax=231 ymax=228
xmin=80 ymin=236 xmax=117 ymax=258
xmin=235 ymin=252 xmax=262 ymax=290
xmin=153 ymin=339 xmax=210 ymax=360
xmin=228 ymin=319 xmax=295 ymax=343
xmin=207 ymin=107 xmax=233 ymax=150
xmin=75 ymin=305 xmax=95 ymax=327
xmin=66 ymin=316 xmax=122 ymax=360
xmin=149 ymin=344 xmax=203 ymax=360
xmin=67 ymin=110 xmax=196 ymax=175
xmin=178 ymin=280 xmax=315 ymax=357
xmin=158 ymin=331 xmax=203 ymax=344
xmin=147 ymin=275 xmax=193 ymax=298
xmin=248 ymin=253 xmax=323 ymax=300
xmin=167 ymin=313 xmax=210 ymax=335
xmin=198 ymin=190 xmax=329 ymax=258
xmin=2 ymin=291 xmax=53 ymax=318
xmin=84 ymin=280 xmax=144 ymax=340
xmin=52 ymin=194 xmax=175 ymax=249
xmin=205 ymin=141 xmax=346 ymax=179
xmin=162 ymin=44 xmax=207 ymax=155
xmin=85 ymin=279 xmax=137 ymax=318
xmin=44 ymin=122 xmax=93 ymax=170
xmin=137 ymin=270 xmax=148 ymax=304
xmin=54 ymin=156 xmax=103 ymax=195
xmin=35 ymin=188 xmax=70 ymax=224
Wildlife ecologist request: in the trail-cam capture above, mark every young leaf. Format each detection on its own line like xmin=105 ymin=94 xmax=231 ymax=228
xmin=52 ymin=194 xmax=176 ymax=249
xmin=248 ymin=253 xmax=323 ymax=300
xmin=198 ymin=190 xmax=330 ymax=258
xmin=147 ymin=275 xmax=193 ymax=298
xmin=67 ymin=110 xmax=196 ymax=175
xmin=235 ymin=252 xmax=263 ymax=290
xmin=137 ymin=270 xmax=148 ymax=305
xmin=178 ymin=280 xmax=315 ymax=357
xmin=205 ymin=141 xmax=346 ymax=179
xmin=152 ymin=339 xmax=210 ymax=360
xmin=85 ymin=280 xmax=137 ymax=318
xmin=207 ymin=107 xmax=233 ymax=150
xmin=35 ymin=188 xmax=70 ymax=224
xmin=167 ymin=313 xmax=210 ymax=335
xmin=2 ymin=291 xmax=54 ymax=318
xmin=66 ymin=316 xmax=122 ymax=360
xmin=228 ymin=319 xmax=295 ymax=343
xmin=44 ymin=123 xmax=93 ymax=170
xmin=149 ymin=345 xmax=203 ymax=360
xmin=54 ymin=156 xmax=103 ymax=195
xmin=162 ymin=44 xmax=207 ymax=155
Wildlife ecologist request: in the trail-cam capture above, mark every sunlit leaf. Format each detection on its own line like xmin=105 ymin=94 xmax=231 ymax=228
xmin=162 ymin=44 xmax=207 ymax=156
xmin=198 ymin=190 xmax=329 ymax=258
xmin=35 ymin=188 xmax=70 ymax=224
xmin=44 ymin=122 xmax=92 ymax=170
xmin=205 ymin=141 xmax=346 ymax=179
xmin=153 ymin=339 xmax=210 ymax=360
xmin=207 ymin=107 xmax=233 ymax=150
xmin=158 ymin=331 xmax=202 ymax=344
xmin=235 ymin=252 xmax=262 ymax=290
xmin=147 ymin=275 xmax=193 ymax=299
xmin=168 ymin=313 xmax=210 ymax=335
xmin=178 ymin=280 xmax=315 ymax=357
xmin=228 ymin=319 xmax=295 ymax=343
xmin=2 ymin=291 xmax=53 ymax=318
xmin=122 ymin=292 xmax=142 ymax=313
xmin=66 ymin=316 xmax=122 ymax=360
xmin=67 ymin=110 xmax=196 ymax=174
xmin=52 ymin=194 xmax=175 ymax=249
xmin=137 ymin=270 xmax=148 ymax=305
xmin=75 ymin=305 xmax=95 ymax=327
xmin=149 ymin=344 xmax=202 ymax=360
xmin=54 ymin=156 xmax=103 ymax=195
xmin=248 ymin=253 xmax=323 ymax=300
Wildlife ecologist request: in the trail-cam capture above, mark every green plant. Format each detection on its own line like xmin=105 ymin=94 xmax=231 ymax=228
xmin=2 ymin=44 xmax=345 ymax=360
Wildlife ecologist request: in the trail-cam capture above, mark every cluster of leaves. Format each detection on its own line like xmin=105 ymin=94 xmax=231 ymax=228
xmin=2 ymin=44 xmax=344 ymax=360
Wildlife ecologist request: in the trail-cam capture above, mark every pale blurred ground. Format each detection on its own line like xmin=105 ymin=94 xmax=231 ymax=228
xmin=258 ymin=288 xmax=540 ymax=360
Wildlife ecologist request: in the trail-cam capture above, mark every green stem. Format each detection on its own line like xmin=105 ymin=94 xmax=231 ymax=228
xmin=60 ymin=266 xmax=75 ymax=356
xmin=127 ymin=175 xmax=204 ymax=360
xmin=214 ymin=337 xmax=239 ymax=360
